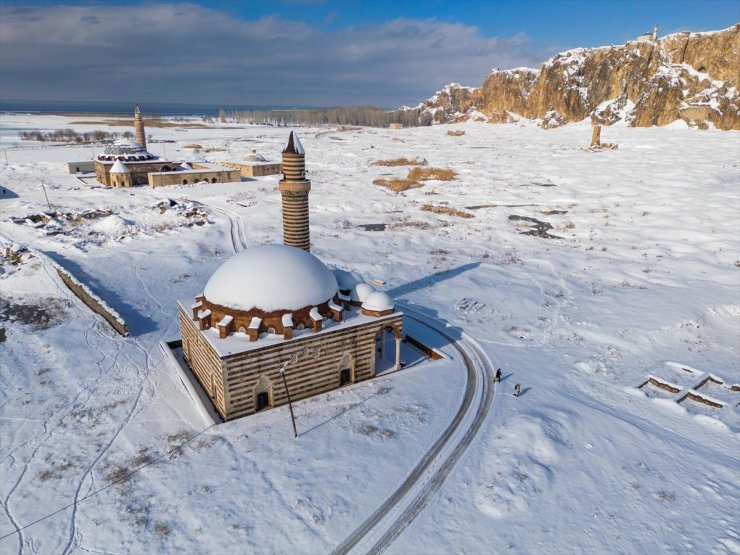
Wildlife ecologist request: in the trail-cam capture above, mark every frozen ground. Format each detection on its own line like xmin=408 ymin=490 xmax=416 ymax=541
xmin=0 ymin=113 xmax=738 ymax=554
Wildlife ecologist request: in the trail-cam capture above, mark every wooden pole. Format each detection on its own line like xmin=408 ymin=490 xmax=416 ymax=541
xmin=41 ymin=181 xmax=52 ymax=211
xmin=280 ymin=364 xmax=298 ymax=439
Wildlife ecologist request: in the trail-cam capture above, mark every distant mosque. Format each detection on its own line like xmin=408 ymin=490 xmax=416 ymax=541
xmin=178 ymin=132 xmax=405 ymax=421
xmin=67 ymin=105 xmax=241 ymax=187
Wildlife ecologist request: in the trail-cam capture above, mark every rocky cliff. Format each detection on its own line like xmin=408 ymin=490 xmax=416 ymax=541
xmin=412 ymin=24 xmax=739 ymax=130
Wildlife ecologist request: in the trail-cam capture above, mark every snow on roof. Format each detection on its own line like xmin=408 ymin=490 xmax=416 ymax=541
xmin=329 ymin=301 xmax=343 ymax=312
xmin=110 ymin=160 xmax=130 ymax=173
xmin=309 ymin=307 xmax=322 ymax=321
xmin=198 ymin=309 xmax=211 ymax=319
xmin=245 ymin=148 xmax=267 ymax=162
xmin=283 ymin=131 xmax=305 ymax=155
xmin=203 ymin=244 xmax=338 ymax=312
xmin=282 ymin=313 xmax=293 ymax=327
xmin=249 ymin=316 xmax=262 ymax=329
xmin=218 ymin=315 xmax=233 ymax=327
xmin=350 ymin=282 xmax=375 ymax=303
xmin=362 ymin=291 xmax=394 ymax=312
xmin=332 ymin=267 xmax=364 ymax=291
xmin=180 ymin=162 xmax=193 ymax=170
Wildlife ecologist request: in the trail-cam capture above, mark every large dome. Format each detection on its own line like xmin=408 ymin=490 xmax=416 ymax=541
xmin=203 ymin=244 xmax=338 ymax=313
xmin=97 ymin=139 xmax=158 ymax=162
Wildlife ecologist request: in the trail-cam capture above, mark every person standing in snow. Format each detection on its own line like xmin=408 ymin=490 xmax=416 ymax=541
xmin=514 ymin=383 xmax=522 ymax=397
xmin=494 ymin=368 xmax=502 ymax=382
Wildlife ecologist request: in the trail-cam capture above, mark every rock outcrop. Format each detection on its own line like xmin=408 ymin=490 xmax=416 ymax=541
xmin=412 ymin=24 xmax=739 ymax=130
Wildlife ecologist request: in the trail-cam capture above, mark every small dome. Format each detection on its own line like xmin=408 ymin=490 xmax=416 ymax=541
xmin=362 ymin=291 xmax=394 ymax=312
xmin=203 ymin=244 xmax=338 ymax=313
xmin=245 ymin=148 xmax=266 ymax=162
xmin=110 ymin=160 xmax=130 ymax=173
xmin=351 ymin=282 xmax=375 ymax=303
xmin=332 ymin=268 xmax=363 ymax=292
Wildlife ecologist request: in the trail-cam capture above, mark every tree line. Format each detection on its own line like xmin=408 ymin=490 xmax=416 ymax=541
xmin=18 ymin=129 xmax=133 ymax=143
xmin=217 ymin=105 xmax=433 ymax=128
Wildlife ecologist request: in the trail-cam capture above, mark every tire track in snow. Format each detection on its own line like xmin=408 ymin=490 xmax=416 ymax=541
xmin=188 ymin=200 xmax=248 ymax=253
xmin=332 ymin=307 xmax=496 ymax=555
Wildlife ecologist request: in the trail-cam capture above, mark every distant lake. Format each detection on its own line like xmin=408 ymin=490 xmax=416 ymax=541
xmin=0 ymin=99 xmax=314 ymax=117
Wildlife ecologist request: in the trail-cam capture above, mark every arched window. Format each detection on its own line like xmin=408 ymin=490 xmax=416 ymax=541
xmin=253 ymin=374 xmax=273 ymax=412
xmin=338 ymin=352 xmax=355 ymax=386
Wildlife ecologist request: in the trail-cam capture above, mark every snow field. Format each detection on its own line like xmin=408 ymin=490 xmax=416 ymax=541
xmin=0 ymin=113 xmax=738 ymax=554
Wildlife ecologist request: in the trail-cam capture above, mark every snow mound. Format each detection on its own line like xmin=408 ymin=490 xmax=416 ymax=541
xmin=203 ymin=244 xmax=338 ymax=312
xmin=91 ymin=214 xmax=134 ymax=237
xmin=475 ymin=413 xmax=567 ymax=519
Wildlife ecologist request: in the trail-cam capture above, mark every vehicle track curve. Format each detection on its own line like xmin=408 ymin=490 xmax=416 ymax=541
xmin=332 ymin=305 xmax=496 ymax=554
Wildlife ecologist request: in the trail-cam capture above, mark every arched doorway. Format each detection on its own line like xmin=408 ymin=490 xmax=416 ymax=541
xmin=338 ymin=352 xmax=355 ymax=386
xmin=253 ymin=374 xmax=273 ymax=412
xmin=373 ymin=324 xmax=402 ymax=373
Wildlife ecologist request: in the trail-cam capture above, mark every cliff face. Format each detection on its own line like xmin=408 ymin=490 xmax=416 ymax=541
xmin=415 ymin=24 xmax=739 ymax=130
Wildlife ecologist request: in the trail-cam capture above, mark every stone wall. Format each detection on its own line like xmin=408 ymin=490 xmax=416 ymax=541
xmin=56 ymin=267 xmax=129 ymax=337
xmin=180 ymin=307 xmax=227 ymax=415
xmin=148 ymin=168 xmax=241 ymax=187
xmin=181 ymin=306 xmax=402 ymax=421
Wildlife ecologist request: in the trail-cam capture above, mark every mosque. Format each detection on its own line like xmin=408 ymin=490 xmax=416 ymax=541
xmin=84 ymin=105 xmax=241 ymax=187
xmin=177 ymin=132 xmax=405 ymax=421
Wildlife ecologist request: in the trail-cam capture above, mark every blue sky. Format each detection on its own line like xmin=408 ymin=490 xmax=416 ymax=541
xmin=1 ymin=0 xmax=737 ymax=107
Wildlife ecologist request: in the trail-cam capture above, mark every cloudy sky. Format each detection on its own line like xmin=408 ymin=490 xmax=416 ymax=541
xmin=1 ymin=0 xmax=737 ymax=108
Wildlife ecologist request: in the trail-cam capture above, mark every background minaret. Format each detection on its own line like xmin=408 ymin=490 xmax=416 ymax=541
xmin=279 ymin=132 xmax=311 ymax=251
xmin=134 ymin=104 xmax=147 ymax=150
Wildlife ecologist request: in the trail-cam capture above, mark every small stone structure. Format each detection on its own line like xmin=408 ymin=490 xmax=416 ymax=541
xmin=63 ymin=161 xmax=96 ymax=174
xmin=147 ymin=162 xmax=240 ymax=187
xmin=222 ymin=149 xmax=282 ymax=177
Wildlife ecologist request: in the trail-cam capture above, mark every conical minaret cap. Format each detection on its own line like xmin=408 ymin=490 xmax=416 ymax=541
xmin=282 ymin=131 xmax=305 ymax=155
xmin=135 ymin=104 xmax=141 ymax=115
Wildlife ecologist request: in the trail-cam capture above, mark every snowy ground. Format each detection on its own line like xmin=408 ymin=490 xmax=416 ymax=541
xmin=0 ymin=113 xmax=738 ymax=554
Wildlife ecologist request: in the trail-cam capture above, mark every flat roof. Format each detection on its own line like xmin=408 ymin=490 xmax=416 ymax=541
xmin=152 ymin=163 xmax=237 ymax=176
xmin=177 ymin=301 xmax=402 ymax=359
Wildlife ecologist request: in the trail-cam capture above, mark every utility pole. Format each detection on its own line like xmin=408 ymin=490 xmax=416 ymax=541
xmin=41 ymin=180 xmax=52 ymax=211
xmin=279 ymin=361 xmax=298 ymax=438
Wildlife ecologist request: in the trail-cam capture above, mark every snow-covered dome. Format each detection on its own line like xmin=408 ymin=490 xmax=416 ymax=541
xmin=332 ymin=268 xmax=363 ymax=293
xmin=179 ymin=162 xmax=193 ymax=171
xmin=245 ymin=148 xmax=266 ymax=162
xmin=351 ymin=282 xmax=375 ymax=303
xmin=362 ymin=291 xmax=394 ymax=313
xmin=97 ymin=138 xmax=158 ymax=162
xmin=203 ymin=244 xmax=338 ymax=312
xmin=110 ymin=160 xmax=130 ymax=174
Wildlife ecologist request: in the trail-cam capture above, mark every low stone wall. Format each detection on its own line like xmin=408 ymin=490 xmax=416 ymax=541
xmin=55 ymin=266 xmax=130 ymax=337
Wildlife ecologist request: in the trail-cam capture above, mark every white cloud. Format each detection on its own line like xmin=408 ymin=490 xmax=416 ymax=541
xmin=0 ymin=3 xmax=552 ymax=106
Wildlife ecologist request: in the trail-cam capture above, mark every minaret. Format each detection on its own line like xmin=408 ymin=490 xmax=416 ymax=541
xmin=279 ymin=132 xmax=311 ymax=251
xmin=134 ymin=104 xmax=147 ymax=150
